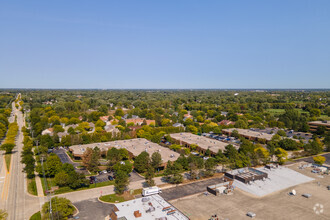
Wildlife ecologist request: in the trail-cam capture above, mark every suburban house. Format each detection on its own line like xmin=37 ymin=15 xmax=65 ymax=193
xmin=218 ymin=120 xmax=236 ymax=126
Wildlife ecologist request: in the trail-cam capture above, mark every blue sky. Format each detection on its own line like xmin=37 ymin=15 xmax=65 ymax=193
xmin=0 ymin=1 xmax=329 ymax=89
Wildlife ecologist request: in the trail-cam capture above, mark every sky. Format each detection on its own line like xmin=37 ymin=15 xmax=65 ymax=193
xmin=0 ymin=1 xmax=329 ymax=89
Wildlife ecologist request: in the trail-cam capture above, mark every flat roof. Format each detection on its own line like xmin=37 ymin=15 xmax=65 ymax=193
xmin=222 ymin=128 xmax=274 ymax=141
xmin=69 ymin=138 xmax=180 ymax=162
xmin=114 ymin=194 xmax=189 ymax=220
xmin=308 ymin=121 xmax=330 ymax=126
xmin=170 ymin=133 xmax=231 ymax=153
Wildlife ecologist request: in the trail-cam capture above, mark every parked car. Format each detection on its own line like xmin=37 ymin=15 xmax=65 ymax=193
xmin=108 ymin=176 xmax=114 ymax=181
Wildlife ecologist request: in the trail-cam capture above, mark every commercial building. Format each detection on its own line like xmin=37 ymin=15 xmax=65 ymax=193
xmin=225 ymin=167 xmax=268 ymax=184
xmin=308 ymin=121 xmax=330 ymax=132
xmin=69 ymin=138 xmax=180 ymax=167
xmin=108 ymin=194 xmax=189 ymax=220
xmin=169 ymin=133 xmax=232 ymax=155
xmin=222 ymin=128 xmax=274 ymax=142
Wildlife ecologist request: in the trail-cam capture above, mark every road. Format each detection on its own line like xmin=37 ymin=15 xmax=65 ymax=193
xmin=293 ymin=152 xmax=330 ymax=165
xmin=0 ymin=94 xmax=41 ymax=220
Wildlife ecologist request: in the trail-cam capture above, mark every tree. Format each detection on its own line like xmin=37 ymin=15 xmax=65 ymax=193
xmin=275 ymin=148 xmax=288 ymax=165
xmin=54 ymin=171 xmax=70 ymax=187
xmin=313 ymin=156 xmax=326 ymax=165
xmin=304 ymin=140 xmax=323 ymax=155
xmin=254 ymin=146 xmax=270 ymax=165
xmin=234 ymin=119 xmax=248 ymax=129
xmin=204 ymin=158 xmax=217 ymax=177
xmin=277 ymin=130 xmax=287 ymax=137
xmin=151 ymin=152 xmax=162 ymax=170
xmin=134 ymin=151 xmax=150 ymax=173
xmin=42 ymin=197 xmax=74 ymax=220
xmin=82 ymin=147 xmax=100 ymax=173
xmin=278 ymin=138 xmax=299 ymax=151
xmin=114 ymin=170 xmax=129 ymax=194
xmin=145 ymin=165 xmax=155 ymax=186
xmin=0 ymin=143 xmax=15 ymax=154
xmin=114 ymin=109 xmax=124 ymax=117
xmin=0 ymin=209 xmax=8 ymax=220
xmin=53 ymin=125 xmax=64 ymax=133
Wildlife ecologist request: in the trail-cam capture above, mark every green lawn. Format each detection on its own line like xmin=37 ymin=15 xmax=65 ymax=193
xmin=5 ymin=153 xmax=11 ymax=172
xmin=29 ymin=211 xmax=41 ymax=220
xmin=27 ymin=178 xmax=38 ymax=196
xmin=266 ymin=109 xmax=285 ymax=115
xmin=99 ymin=188 xmax=142 ymax=203
xmin=40 ymin=175 xmax=115 ymax=195
xmin=99 ymin=194 xmax=126 ymax=203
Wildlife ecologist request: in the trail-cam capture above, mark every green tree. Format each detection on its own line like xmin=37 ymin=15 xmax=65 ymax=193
xmin=313 ymin=156 xmax=326 ymax=165
xmin=134 ymin=151 xmax=150 ymax=173
xmin=114 ymin=170 xmax=129 ymax=194
xmin=0 ymin=209 xmax=8 ymax=220
xmin=278 ymin=138 xmax=299 ymax=151
xmin=54 ymin=171 xmax=70 ymax=187
xmin=42 ymin=197 xmax=74 ymax=220
xmin=0 ymin=143 xmax=15 ymax=154
xmin=275 ymin=148 xmax=288 ymax=165
xmin=151 ymin=152 xmax=162 ymax=170
xmin=145 ymin=165 xmax=155 ymax=186
xmin=277 ymin=130 xmax=287 ymax=137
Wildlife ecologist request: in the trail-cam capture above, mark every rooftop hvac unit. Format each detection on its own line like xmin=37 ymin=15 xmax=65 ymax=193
xmin=142 ymin=197 xmax=150 ymax=202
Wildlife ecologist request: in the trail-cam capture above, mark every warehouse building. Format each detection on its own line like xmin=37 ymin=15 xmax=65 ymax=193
xmin=69 ymin=138 xmax=180 ymax=167
xmin=170 ymin=133 xmax=233 ymax=155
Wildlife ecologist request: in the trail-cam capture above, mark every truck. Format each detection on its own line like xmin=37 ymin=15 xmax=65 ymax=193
xmin=142 ymin=186 xmax=162 ymax=197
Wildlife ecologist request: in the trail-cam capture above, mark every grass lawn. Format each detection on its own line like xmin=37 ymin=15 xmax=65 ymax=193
xmin=99 ymin=194 xmax=126 ymax=203
xmin=29 ymin=211 xmax=41 ymax=220
xmin=27 ymin=178 xmax=38 ymax=196
xmin=53 ymin=180 xmax=115 ymax=195
xmin=5 ymin=153 xmax=11 ymax=172
xmin=99 ymin=188 xmax=142 ymax=203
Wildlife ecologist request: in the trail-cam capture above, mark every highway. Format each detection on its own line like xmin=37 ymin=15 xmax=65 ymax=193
xmin=0 ymin=95 xmax=41 ymax=220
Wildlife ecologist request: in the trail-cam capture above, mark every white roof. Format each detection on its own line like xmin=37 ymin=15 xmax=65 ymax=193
xmin=114 ymin=194 xmax=189 ymax=220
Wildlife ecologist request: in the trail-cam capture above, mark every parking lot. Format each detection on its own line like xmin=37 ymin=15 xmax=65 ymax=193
xmin=253 ymin=128 xmax=313 ymax=142
xmin=172 ymin=164 xmax=330 ymax=220
xmin=161 ymin=177 xmax=224 ymax=201
xmin=53 ymin=148 xmax=79 ymax=167
xmin=73 ymin=198 xmax=115 ymax=220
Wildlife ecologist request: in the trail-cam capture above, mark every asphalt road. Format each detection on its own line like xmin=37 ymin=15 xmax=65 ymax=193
xmin=161 ymin=177 xmax=224 ymax=201
xmin=0 ymin=96 xmax=40 ymax=220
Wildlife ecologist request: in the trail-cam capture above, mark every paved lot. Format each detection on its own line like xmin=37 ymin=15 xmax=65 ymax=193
xmin=53 ymin=148 xmax=79 ymax=166
xmin=161 ymin=177 xmax=224 ymax=201
xmin=294 ymin=153 xmax=330 ymax=165
xmin=172 ymin=164 xmax=330 ymax=220
xmin=129 ymin=170 xmax=144 ymax=182
xmin=73 ymin=198 xmax=115 ymax=220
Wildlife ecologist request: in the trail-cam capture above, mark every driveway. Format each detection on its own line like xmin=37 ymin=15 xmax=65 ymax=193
xmin=161 ymin=177 xmax=224 ymax=201
xmin=53 ymin=148 xmax=80 ymax=167
xmin=73 ymin=198 xmax=115 ymax=220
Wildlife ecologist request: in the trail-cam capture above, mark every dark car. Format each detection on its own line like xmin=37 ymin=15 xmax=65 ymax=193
xmin=108 ymin=176 xmax=114 ymax=181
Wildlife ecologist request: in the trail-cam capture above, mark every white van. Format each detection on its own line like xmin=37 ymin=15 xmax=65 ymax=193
xmin=142 ymin=186 xmax=162 ymax=196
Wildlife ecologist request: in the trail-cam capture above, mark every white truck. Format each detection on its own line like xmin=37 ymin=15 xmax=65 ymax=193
xmin=142 ymin=186 xmax=162 ymax=196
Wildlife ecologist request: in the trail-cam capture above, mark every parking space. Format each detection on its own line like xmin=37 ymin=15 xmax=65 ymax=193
xmin=73 ymin=198 xmax=115 ymax=220
xmin=161 ymin=177 xmax=224 ymax=201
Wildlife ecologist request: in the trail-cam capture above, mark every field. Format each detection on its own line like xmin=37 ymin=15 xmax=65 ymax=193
xmin=172 ymin=164 xmax=330 ymax=220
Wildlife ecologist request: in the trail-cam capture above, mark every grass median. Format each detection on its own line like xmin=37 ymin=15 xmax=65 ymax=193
xmin=4 ymin=153 xmax=11 ymax=172
xmin=39 ymin=176 xmax=115 ymax=195
xmin=27 ymin=178 xmax=38 ymax=196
